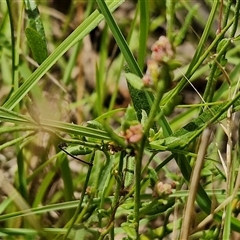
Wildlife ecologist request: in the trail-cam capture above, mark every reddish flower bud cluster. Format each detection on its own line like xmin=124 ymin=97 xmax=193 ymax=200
xmin=154 ymin=181 xmax=172 ymax=197
xmin=151 ymin=36 xmax=174 ymax=63
xmin=120 ymin=123 xmax=143 ymax=144
xmin=142 ymin=36 xmax=174 ymax=88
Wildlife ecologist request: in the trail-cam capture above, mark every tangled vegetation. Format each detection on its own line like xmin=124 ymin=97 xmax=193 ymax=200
xmin=1 ymin=0 xmax=240 ymax=239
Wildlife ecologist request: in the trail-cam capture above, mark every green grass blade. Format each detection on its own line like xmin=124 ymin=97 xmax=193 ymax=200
xmin=5 ymin=0 xmax=15 ymax=83
xmin=3 ymin=0 xmax=125 ymax=110
xmin=166 ymin=0 xmax=175 ymax=43
xmin=40 ymin=118 xmax=110 ymax=140
xmin=138 ymin=0 xmax=149 ymax=70
xmin=96 ymin=0 xmax=153 ymax=122
xmin=0 ymin=106 xmax=111 ymax=141
xmin=0 ymin=106 xmax=35 ymax=124
xmin=96 ymin=0 xmax=142 ymax=77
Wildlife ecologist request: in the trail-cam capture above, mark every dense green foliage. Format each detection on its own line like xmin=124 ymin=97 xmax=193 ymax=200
xmin=1 ymin=0 xmax=240 ymax=239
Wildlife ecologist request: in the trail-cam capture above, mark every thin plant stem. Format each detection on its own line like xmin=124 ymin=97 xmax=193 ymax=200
xmin=180 ymin=129 xmax=211 ymax=239
xmin=222 ymin=0 xmax=233 ymax=28
xmin=202 ymin=38 xmax=231 ymax=105
xmin=133 ymin=144 xmax=143 ymax=239
xmin=230 ymin=0 xmax=240 ymax=37
xmin=6 ymin=0 xmax=15 ymax=85
xmin=166 ymin=0 xmax=175 ymax=43
xmin=164 ymin=5 xmax=233 ymax=104
xmin=99 ymin=151 xmax=126 ymax=240
xmin=134 ymin=76 xmax=168 ymax=237
xmin=222 ymin=84 xmax=236 ymax=238
xmin=138 ymin=0 xmax=149 ymax=70
xmin=62 ymin=151 xmax=95 ymax=240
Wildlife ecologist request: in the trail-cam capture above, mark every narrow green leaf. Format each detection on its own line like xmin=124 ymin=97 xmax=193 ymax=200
xmin=96 ymin=0 xmax=153 ymax=122
xmin=24 ymin=0 xmax=48 ymax=63
xmin=0 ymin=107 xmax=110 ymax=141
xmin=151 ymin=94 xmax=240 ymax=150
xmin=25 ymin=27 xmax=48 ymax=64
xmin=174 ymin=4 xmax=199 ymax=46
xmin=138 ymin=0 xmax=149 ymax=70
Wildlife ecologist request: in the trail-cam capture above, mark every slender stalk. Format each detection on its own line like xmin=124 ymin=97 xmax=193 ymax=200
xmin=96 ymin=24 xmax=108 ymax=115
xmin=222 ymin=0 xmax=233 ymax=28
xmin=62 ymin=151 xmax=95 ymax=240
xmin=202 ymin=38 xmax=231 ymax=105
xmin=166 ymin=0 xmax=175 ymax=43
xmin=6 ymin=0 xmax=15 ymax=85
xmin=13 ymin=2 xmax=29 ymax=203
xmin=163 ymin=4 xmax=234 ymax=104
xmin=222 ymin=103 xmax=234 ymax=238
xmin=98 ymin=222 xmax=114 ymax=240
xmin=99 ymin=151 xmax=125 ymax=239
xmin=138 ymin=0 xmax=149 ymax=70
xmin=230 ymin=0 xmax=240 ymax=37
xmin=133 ymin=144 xmax=143 ymax=239
xmin=180 ymin=129 xmax=211 ymax=239
xmin=134 ymin=72 xmax=169 ymax=237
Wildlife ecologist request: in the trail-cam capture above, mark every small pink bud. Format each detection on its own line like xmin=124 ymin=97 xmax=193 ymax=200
xmin=121 ymin=124 xmax=143 ymax=144
xmin=154 ymin=181 xmax=172 ymax=197
xmin=142 ymin=74 xmax=153 ymax=87
xmin=151 ymin=36 xmax=174 ymax=63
